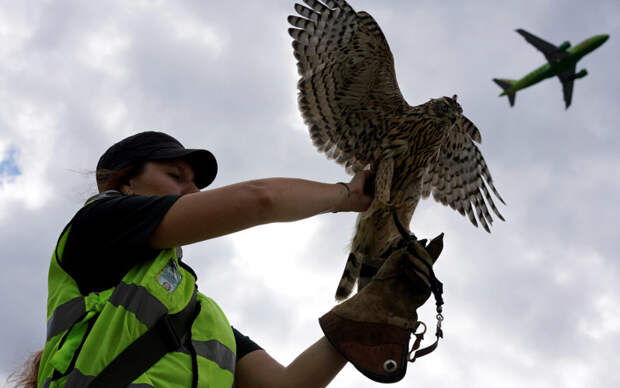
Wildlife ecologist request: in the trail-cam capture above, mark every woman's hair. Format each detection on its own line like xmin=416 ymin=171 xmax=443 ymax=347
xmin=96 ymin=163 xmax=145 ymax=192
xmin=7 ymin=350 xmax=41 ymax=388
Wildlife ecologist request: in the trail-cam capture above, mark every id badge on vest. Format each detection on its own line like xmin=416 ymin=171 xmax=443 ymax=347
xmin=158 ymin=259 xmax=182 ymax=293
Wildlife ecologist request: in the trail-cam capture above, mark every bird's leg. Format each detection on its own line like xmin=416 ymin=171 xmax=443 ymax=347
xmin=374 ymin=156 xmax=394 ymax=203
xmin=369 ymin=156 xmax=413 ymax=213
xmin=376 ymin=199 xmax=408 ymax=212
xmin=364 ymin=157 xmax=395 ymax=218
xmin=395 ymin=200 xmax=416 ymax=235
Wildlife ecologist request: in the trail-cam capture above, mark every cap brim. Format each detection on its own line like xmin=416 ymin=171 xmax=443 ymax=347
xmin=152 ymin=148 xmax=218 ymax=189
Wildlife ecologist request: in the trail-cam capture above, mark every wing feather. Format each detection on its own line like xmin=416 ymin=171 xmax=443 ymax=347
xmin=421 ymin=116 xmax=505 ymax=231
xmin=289 ymin=0 xmax=409 ymax=172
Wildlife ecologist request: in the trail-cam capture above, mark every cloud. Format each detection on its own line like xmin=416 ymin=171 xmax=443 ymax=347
xmin=1 ymin=1 xmax=619 ymax=387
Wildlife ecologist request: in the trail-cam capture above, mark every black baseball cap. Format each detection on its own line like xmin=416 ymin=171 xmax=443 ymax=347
xmin=96 ymin=131 xmax=218 ymax=189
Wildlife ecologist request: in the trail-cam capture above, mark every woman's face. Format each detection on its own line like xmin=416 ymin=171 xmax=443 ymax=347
xmin=122 ymin=159 xmax=199 ymax=196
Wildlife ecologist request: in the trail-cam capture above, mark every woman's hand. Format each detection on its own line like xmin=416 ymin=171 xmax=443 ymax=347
xmin=334 ymin=170 xmax=374 ymax=213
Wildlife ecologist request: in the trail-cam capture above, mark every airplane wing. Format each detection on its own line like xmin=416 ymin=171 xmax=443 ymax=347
xmin=557 ymin=64 xmax=576 ymax=108
xmin=516 ymin=29 xmax=568 ymax=63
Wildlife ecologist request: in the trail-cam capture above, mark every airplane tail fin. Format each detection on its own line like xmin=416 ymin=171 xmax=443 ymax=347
xmin=493 ymin=78 xmax=517 ymax=107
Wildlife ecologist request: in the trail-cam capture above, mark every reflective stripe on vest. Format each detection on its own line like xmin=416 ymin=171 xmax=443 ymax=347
xmin=46 ymin=297 xmax=84 ymax=341
xmin=108 ymin=282 xmax=168 ymax=327
xmin=64 ymin=369 xmax=157 ymax=388
xmin=46 ymin=281 xmax=169 ymax=342
xmin=179 ymin=339 xmax=236 ymax=374
xmin=42 ymin=372 xmax=154 ymax=388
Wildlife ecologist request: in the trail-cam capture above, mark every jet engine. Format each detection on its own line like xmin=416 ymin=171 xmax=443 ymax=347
xmin=570 ymin=69 xmax=588 ymax=80
xmin=558 ymin=41 xmax=571 ymax=51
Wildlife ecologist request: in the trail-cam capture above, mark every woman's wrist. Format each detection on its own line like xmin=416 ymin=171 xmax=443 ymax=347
xmin=336 ymin=182 xmax=351 ymax=197
xmin=332 ymin=182 xmax=351 ymax=213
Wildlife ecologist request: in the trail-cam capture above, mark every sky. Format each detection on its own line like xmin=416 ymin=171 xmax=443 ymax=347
xmin=1 ymin=0 xmax=619 ymax=387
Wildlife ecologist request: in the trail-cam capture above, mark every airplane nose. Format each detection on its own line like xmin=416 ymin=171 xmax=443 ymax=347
xmin=587 ymin=34 xmax=609 ymax=51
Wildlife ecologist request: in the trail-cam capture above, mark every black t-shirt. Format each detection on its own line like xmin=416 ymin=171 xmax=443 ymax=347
xmin=58 ymin=191 xmax=262 ymax=360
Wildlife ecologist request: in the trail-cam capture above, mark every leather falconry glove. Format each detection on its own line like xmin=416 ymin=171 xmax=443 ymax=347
xmin=319 ymin=213 xmax=445 ymax=383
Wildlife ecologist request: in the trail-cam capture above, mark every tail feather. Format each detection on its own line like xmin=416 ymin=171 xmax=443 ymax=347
xmin=335 ymin=253 xmax=361 ymax=301
xmin=493 ymin=78 xmax=517 ymax=107
xmin=357 ymin=263 xmax=379 ymax=293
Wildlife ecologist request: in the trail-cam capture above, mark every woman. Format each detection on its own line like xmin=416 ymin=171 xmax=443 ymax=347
xmin=17 ymin=131 xmax=373 ymax=388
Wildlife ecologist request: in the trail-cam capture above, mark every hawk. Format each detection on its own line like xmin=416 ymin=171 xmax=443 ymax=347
xmin=288 ymin=0 xmax=505 ymax=300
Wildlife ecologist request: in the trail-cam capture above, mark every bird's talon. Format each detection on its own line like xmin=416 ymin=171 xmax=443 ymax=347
xmin=376 ymin=199 xmax=406 ymax=214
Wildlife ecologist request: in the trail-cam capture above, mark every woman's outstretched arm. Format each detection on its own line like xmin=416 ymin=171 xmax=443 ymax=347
xmin=149 ymin=170 xmax=372 ymax=249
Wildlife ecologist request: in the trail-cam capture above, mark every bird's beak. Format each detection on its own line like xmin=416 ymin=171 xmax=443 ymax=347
xmin=451 ymin=112 xmax=462 ymax=125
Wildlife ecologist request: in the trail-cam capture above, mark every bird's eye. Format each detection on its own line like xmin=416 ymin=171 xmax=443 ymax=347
xmin=440 ymin=103 xmax=448 ymax=113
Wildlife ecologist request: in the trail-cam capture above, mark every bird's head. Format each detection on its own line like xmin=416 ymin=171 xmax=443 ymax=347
xmin=428 ymin=95 xmax=462 ymax=127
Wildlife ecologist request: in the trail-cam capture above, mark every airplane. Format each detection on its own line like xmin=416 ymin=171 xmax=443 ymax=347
xmin=493 ymin=29 xmax=609 ymax=108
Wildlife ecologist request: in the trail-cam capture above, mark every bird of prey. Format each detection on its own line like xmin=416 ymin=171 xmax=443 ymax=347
xmin=287 ymin=0 xmax=505 ymax=300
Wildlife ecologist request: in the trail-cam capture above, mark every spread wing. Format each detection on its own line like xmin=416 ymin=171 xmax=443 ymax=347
xmin=516 ymin=29 xmax=568 ymax=63
xmin=288 ymin=0 xmax=409 ymax=173
xmin=420 ymin=116 xmax=505 ymax=232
